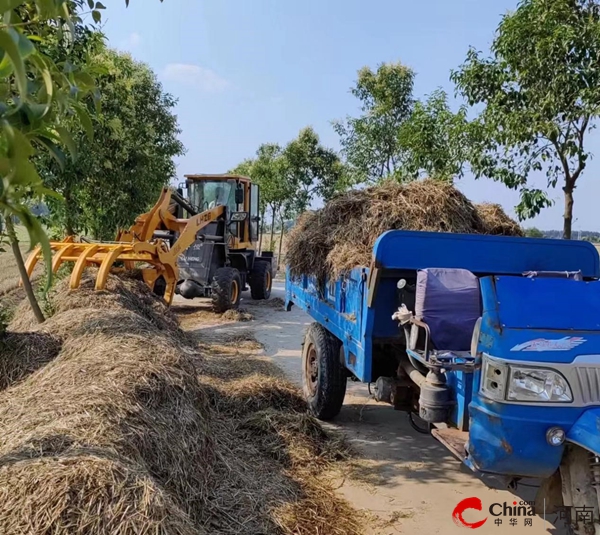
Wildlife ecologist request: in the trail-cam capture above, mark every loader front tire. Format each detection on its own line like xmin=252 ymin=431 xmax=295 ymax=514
xmin=302 ymin=323 xmax=346 ymax=420
xmin=212 ymin=267 xmax=242 ymax=313
xmin=250 ymin=260 xmax=272 ymax=300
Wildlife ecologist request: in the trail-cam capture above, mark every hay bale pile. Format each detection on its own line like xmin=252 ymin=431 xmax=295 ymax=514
xmin=0 ymin=275 xmax=359 ymax=535
xmin=286 ymin=179 xmax=523 ymax=281
xmin=0 ymin=276 xmax=211 ymax=534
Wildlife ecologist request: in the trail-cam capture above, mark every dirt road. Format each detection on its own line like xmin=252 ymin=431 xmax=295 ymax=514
xmin=178 ymin=281 xmax=567 ymax=535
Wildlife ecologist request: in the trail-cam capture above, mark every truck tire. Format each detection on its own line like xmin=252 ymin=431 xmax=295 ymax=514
xmin=250 ymin=260 xmax=272 ymax=300
xmin=212 ymin=267 xmax=242 ymax=313
xmin=302 ymin=322 xmax=346 ymax=420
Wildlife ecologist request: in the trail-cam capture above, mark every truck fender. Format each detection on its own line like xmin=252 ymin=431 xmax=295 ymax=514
xmin=567 ymin=408 xmax=600 ymax=456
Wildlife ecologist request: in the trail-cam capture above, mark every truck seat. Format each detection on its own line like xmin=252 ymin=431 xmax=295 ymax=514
xmin=415 ymin=268 xmax=482 ymax=351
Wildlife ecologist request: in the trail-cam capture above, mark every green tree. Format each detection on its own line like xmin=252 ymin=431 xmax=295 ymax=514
xmin=333 ymin=62 xmax=414 ymax=183
xmin=0 ymin=1 xmax=107 ymax=323
xmin=399 ymin=89 xmax=469 ymax=181
xmin=41 ymin=48 xmax=184 ymax=240
xmin=452 ymin=0 xmax=600 ymax=239
xmin=254 ymin=143 xmax=292 ymax=251
xmin=284 ymin=126 xmax=347 ymax=212
xmin=232 ymin=144 xmax=291 ymax=253
xmin=0 ymin=0 xmax=161 ymax=324
xmin=525 ymin=227 xmax=544 ymax=238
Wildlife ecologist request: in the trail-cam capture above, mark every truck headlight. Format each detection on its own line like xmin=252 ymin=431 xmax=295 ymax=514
xmin=507 ymin=367 xmax=572 ymax=403
xmin=480 ymin=355 xmax=573 ymax=403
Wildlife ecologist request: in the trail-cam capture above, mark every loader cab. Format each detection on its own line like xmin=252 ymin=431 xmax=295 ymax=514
xmin=184 ymin=173 xmax=259 ymax=250
xmin=177 ymin=173 xmax=275 ymax=308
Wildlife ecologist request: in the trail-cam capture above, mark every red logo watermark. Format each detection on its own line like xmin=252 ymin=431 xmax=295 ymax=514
xmin=452 ymin=497 xmax=488 ymax=529
xmin=452 ymin=498 xmax=536 ymax=528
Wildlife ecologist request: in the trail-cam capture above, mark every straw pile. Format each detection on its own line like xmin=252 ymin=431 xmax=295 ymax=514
xmin=195 ymin=337 xmax=360 ymax=535
xmin=286 ymin=179 xmax=523 ymax=281
xmin=0 ymin=331 xmax=61 ymax=391
xmin=0 ymin=274 xmax=360 ymax=535
xmin=475 ymin=202 xmax=523 ymax=237
xmin=0 ymin=277 xmax=211 ymax=534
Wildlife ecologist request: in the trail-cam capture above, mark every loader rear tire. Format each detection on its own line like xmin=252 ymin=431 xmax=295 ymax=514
xmin=302 ymin=323 xmax=346 ymax=420
xmin=250 ymin=260 xmax=272 ymax=300
xmin=212 ymin=267 xmax=242 ymax=313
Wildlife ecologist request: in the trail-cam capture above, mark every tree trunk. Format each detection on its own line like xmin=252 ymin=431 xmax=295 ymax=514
xmin=5 ymin=218 xmax=45 ymax=323
xmin=258 ymin=208 xmax=266 ymax=254
xmin=269 ymin=206 xmax=276 ymax=251
xmin=563 ymin=186 xmax=574 ymax=240
xmin=64 ymin=188 xmax=75 ymax=237
xmin=277 ymin=210 xmax=285 ymax=270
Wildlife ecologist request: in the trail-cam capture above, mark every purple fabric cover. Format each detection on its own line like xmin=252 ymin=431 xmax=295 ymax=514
xmin=415 ymin=268 xmax=481 ymax=351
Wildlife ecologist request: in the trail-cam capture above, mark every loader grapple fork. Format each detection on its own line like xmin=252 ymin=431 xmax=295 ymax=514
xmin=21 ymin=187 xmax=226 ymax=305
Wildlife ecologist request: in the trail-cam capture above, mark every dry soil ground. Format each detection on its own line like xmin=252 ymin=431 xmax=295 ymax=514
xmin=175 ymin=279 xmax=569 ymax=535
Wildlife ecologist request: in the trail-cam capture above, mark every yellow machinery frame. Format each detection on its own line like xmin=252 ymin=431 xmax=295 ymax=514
xmin=22 ymin=187 xmax=225 ymax=305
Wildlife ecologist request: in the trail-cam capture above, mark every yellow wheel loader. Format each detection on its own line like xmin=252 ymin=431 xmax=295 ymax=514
xmin=22 ymin=174 xmax=276 ymax=312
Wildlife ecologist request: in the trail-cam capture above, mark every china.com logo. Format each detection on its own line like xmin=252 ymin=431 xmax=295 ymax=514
xmin=452 ymin=497 xmax=535 ymax=529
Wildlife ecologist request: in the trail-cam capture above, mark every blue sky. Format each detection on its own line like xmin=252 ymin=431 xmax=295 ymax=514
xmin=101 ymin=0 xmax=600 ymax=231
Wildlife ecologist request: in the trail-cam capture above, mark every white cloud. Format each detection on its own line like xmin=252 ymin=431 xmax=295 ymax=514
xmin=162 ymin=63 xmax=230 ymax=93
xmin=119 ymin=32 xmax=142 ymax=51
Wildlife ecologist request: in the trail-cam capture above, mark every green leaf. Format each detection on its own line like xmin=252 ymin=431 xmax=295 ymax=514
xmin=87 ymin=0 xmax=94 ymax=7
xmin=0 ymin=29 xmax=27 ymax=99
xmin=56 ymin=126 xmax=77 ymax=161
xmin=73 ymin=71 xmax=95 ymax=90
xmin=29 ymin=55 xmax=53 ymax=118
xmin=37 ymin=136 xmax=66 ymax=170
xmin=92 ymin=10 xmax=101 ymax=23
xmin=12 ymin=29 xmax=34 ymax=59
xmin=0 ymin=52 xmax=13 ymax=78
xmin=0 ymin=0 xmax=22 ymax=12
xmin=73 ymin=102 xmax=93 ymax=141
xmin=95 ymin=1 xmax=106 ymax=8
xmin=36 ymin=0 xmax=57 ymax=18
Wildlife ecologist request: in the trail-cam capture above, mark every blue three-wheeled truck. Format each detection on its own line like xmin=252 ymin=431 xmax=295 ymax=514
xmin=286 ymin=230 xmax=600 ymax=534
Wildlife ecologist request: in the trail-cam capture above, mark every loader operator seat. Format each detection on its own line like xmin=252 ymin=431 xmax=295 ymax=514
xmin=414 ymin=268 xmax=482 ymax=351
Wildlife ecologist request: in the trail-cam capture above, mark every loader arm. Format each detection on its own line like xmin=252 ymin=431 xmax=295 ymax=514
xmin=21 ymin=187 xmax=228 ymax=305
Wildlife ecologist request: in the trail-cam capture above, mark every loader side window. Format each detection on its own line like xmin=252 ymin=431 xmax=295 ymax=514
xmin=250 ymin=184 xmax=259 ymax=241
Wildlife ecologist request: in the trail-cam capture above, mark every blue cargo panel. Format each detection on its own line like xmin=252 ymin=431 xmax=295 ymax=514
xmin=373 ymin=231 xmax=600 ymax=278
xmin=495 ymin=276 xmax=600 ymax=330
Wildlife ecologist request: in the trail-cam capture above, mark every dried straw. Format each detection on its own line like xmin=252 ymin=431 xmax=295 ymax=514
xmin=0 ymin=331 xmax=61 ymax=391
xmin=286 ymin=179 xmax=523 ymax=281
xmin=0 ymin=274 xmax=361 ymax=535
xmin=474 ymin=202 xmax=523 ymax=236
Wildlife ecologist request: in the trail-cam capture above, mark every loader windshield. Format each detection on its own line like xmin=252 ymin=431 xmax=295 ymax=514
xmin=188 ymin=180 xmax=236 ymax=213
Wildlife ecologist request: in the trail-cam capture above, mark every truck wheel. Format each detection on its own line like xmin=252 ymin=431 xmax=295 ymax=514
xmin=302 ymin=323 xmax=346 ymax=420
xmin=212 ymin=267 xmax=242 ymax=313
xmin=250 ymin=260 xmax=272 ymax=300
